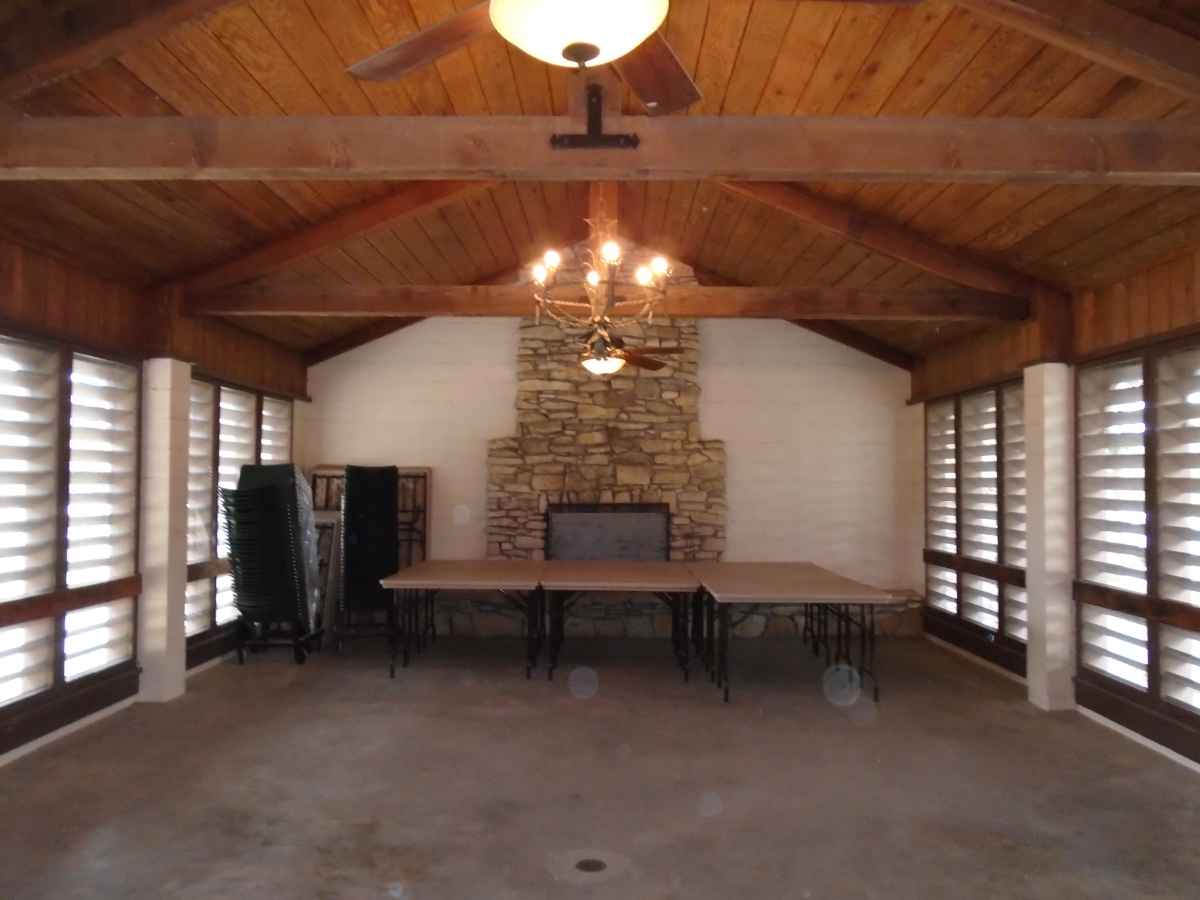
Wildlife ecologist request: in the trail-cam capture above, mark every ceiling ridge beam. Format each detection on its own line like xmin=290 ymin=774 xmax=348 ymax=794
xmin=4 ymin=116 xmax=1200 ymax=185
xmin=959 ymin=0 xmax=1200 ymax=102
xmin=170 ymin=181 xmax=491 ymax=297
xmin=718 ymin=181 xmax=1048 ymax=297
xmin=0 ymin=1 xmax=237 ymax=101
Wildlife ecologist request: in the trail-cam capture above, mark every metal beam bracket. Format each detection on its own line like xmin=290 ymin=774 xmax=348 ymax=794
xmin=550 ymin=84 xmax=639 ymax=150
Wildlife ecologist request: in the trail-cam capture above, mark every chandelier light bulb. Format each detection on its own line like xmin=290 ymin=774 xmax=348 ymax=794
xmin=635 ymin=266 xmax=653 ymax=286
xmin=650 ymin=255 xmax=670 ymax=276
xmin=586 ymin=269 xmax=601 ymax=287
xmin=532 ymin=263 xmax=548 ymax=284
xmin=543 ymin=249 xmax=562 ymax=270
xmin=600 ymin=240 xmax=622 ymax=265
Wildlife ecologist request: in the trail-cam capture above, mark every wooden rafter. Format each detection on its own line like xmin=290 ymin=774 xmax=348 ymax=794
xmin=0 ymin=1 xmax=235 ymax=100
xmin=960 ymin=0 xmax=1200 ymax=102
xmin=303 ymin=319 xmax=424 ymax=367
xmin=3 ymin=116 xmax=1200 ymax=185
xmin=172 ymin=181 xmax=489 ymax=296
xmin=796 ymin=321 xmax=917 ymax=371
xmin=193 ymin=284 xmax=1027 ymax=321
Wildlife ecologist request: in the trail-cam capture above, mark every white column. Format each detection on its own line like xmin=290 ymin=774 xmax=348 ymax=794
xmin=138 ymin=358 xmax=191 ymax=702
xmin=1024 ymin=363 xmax=1075 ymax=710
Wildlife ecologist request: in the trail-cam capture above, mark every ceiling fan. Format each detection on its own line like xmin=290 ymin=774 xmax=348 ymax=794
xmin=578 ymin=323 xmax=684 ymax=375
xmin=348 ymin=0 xmax=702 ymax=116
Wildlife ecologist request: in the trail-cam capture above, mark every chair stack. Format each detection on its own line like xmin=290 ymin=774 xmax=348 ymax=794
xmin=335 ymin=465 xmax=400 ymax=648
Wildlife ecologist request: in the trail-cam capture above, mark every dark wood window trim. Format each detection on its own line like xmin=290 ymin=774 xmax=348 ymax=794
xmin=1076 ymin=338 xmax=1200 ymax=762
xmin=0 ymin=332 xmax=143 ymax=752
xmin=923 ymin=379 xmax=1027 ymax=672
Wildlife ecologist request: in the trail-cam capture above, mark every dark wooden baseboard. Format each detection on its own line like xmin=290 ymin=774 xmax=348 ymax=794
xmin=1077 ymin=678 xmax=1200 ymax=766
xmin=0 ymin=662 xmax=139 ymax=756
xmin=923 ymin=607 xmax=1027 ymax=678
xmin=186 ymin=624 xmax=238 ymax=669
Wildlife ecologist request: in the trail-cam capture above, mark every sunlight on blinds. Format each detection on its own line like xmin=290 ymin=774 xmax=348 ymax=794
xmin=1002 ymin=383 xmax=1027 ymax=569
xmin=1004 ymin=586 xmax=1028 ymax=643
xmin=66 ymin=356 xmax=138 ymax=589
xmin=259 ymin=398 xmax=292 ymax=463
xmin=1156 ymin=346 xmax=1200 ymax=608
xmin=925 ymin=400 xmax=957 ymax=554
xmin=184 ymin=578 xmax=213 ymax=638
xmin=0 ymin=337 xmax=59 ymax=604
xmin=1161 ymin=625 xmax=1200 ymax=714
xmin=960 ymin=391 xmax=999 ymax=562
xmin=63 ymin=597 xmax=134 ymax=681
xmin=1078 ymin=361 xmax=1147 ymax=594
xmin=215 ymin=573 xmax=238 ymax=626
xmin=1080 ymin=603 xmax=1149 ymax=691
xmin=188 ymin=381 xmax=215 ymax=566
xmin=217 ymin=387 xmax=255 ymax=559
xmin=0 ymin=618 xmax=53 ymax=708
xmin=926 ymin=565 xmax=957 ymax=615
xmin=960 ymin=574 xmax=999 ymax=631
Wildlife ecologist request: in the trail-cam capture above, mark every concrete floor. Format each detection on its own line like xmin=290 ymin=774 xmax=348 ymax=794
xmin=1 ymin=638 xmax=1198 ymax=900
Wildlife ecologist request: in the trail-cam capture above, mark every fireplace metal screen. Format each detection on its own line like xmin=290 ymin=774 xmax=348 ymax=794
xmin=546 ymin=504 xmax=671 ymax=561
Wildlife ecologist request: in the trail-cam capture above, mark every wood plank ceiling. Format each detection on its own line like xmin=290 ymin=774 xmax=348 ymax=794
xmin=2 ymin=0 xmax=1199 ymax=358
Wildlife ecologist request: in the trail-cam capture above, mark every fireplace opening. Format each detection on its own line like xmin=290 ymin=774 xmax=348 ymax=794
xmin=546 ymin=503 xmax=671 ymax=561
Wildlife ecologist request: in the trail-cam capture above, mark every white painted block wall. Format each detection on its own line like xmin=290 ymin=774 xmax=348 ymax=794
xmin=297 ymin=318 xmax=919 ymax=589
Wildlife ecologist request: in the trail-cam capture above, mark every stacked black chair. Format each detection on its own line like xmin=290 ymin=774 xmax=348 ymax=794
xmin=220 ymin=464 xmax=320 ymax=664
xmin=336 ymin=465 xmax=401 ymax=651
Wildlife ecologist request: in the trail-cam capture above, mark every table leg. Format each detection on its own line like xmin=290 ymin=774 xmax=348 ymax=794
xmin=719 ymin=602 xmax=731 ymax=703
xmin=706 ymin=593 xmax=716 ymax=681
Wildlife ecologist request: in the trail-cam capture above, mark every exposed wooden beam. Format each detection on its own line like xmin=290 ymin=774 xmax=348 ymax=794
xmin=0 ymin=1 xmax=235 ymax=100
xmin=195 ymin=284 xmax=1027 ymax=320
xmin=720 ymin=181 xmax=1041 ymax=297
xmin=3 ymin=116 xmax=1200 ymax=185
xmin=304 ymin=319 xmax=424 ymax=366
xmin=960 ymin=0 xmax=1200 ymax=102
xmin=171 ymin=181 xmax=487 ymax=296
xmin=795 ymin=320 xmax=916 ymax=371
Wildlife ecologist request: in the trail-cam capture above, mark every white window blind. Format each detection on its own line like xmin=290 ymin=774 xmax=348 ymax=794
xmin=185 ymin=578 xmax=213 ymax=638
xmin=1004 ymin=586 xmax=1028 ymax=643
xmin=1001 ymin=383 xmax=1027 ymax=569
xmin=1161 ymin=624 xmax=1200 ymax=714
xmin=66 ymin=356 xmax=138 ymax=589
xmin=0 ymin=337 xmax=59 ymax=603
xmin=960 ymin=574 xmax=999 ymax=632
xmin=215 ymin=573 xmax=238 ymax=626
xmin=926 ymin=400 xmax=957 ymax=554
xmin=960 ymin=391 xmax=999 ymax=562
xmin=259 ymin=397 xmax=292 ymax=463
xmin=926 ymin=565 xmax=957 ymax=615
xmin=188 ymin=381 xmax=215 ymax=566
xmin=1080 ymin=603 xmax=1149 ymax=691
xmin=1078 ymin=361 xmax=1148 ymax=594
xmin=63 ymin=597 xmax=134 ymax=681
xmin=0 ymin=618 xmax=53 ymax=708
xmin=217 ymin=387 xmax=255 ymax=559
xmin=1156 ymin=346 xmax=1200 ymax=608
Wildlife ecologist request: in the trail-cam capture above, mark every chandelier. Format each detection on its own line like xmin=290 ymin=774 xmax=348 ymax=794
xmin=490 ymin=0 xmax=669 ymax=68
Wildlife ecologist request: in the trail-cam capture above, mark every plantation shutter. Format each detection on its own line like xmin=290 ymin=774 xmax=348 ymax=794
xmin=187 ymin=381 xmax=215 ymax=566
xmin=216 ymin=387 xmax=255 ymax=624
xmin=1001 ymin=383 xmax=1027 ymax=569
xmin=65 ymin=356 xmax=138 ymax=589
xmin=960 ymin=391 xmax=999 ymax=562
xmin=1004 ymin=586 xmax=1028 ymax=643
xmin=925 ymin=400 xmax=957 ymax=554
xmin=1080 ymin=603 xmax=1149 ymax=691
xmin=1077 ymin=360 xmax=1148 ymax=594
xmin=0 ymin=337 xmax=59 ymax=605
xmin=1155 ymin=346 xmax=1200 ymax=608
xmin=1161 ymin=625 xmax=1200 ymax=713
xmin=185 ymin=578 xmax=214 ymax=638
xmin=0 ymin=619 xmax=54 ymax=708
xmin=960 ymin=574 xmax=999 ymax=632
xmin=926 ymin=565 xmax=957 ymax=616
xmin=63 ymin=597 xmax=134 ymax=681
xmin=259 ymin=398 xmax=292 ymax=463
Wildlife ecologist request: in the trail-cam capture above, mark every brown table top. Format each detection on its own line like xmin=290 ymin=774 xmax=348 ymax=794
xmin=380 ymin=559 xmax=543 ymax=591
xmin=539 ymin=560 xmax=701 ymax=592
xmin=691 ymin=561 xmax=900 ymax=606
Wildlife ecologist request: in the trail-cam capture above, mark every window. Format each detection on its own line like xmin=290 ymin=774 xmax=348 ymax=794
xmin=186 ymin=379 xmax=292 ymax=650
xmin=0 ymin=335 xmax=140 ymax=736
xmin=923 ymin=381 xmax=1026 ymax=674
xmin=1076 ymin=343 xmax=1200 ymax=761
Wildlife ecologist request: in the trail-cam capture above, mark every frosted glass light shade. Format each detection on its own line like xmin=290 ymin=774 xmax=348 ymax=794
xmin=490 ymin=0 xmax=669 ymax=68
xmin=581 ymin=355 xmax=625 ymax=376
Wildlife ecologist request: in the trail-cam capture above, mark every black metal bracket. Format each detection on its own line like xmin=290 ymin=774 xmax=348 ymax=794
xmin=550 ymin=84 xmax=640 ymax=150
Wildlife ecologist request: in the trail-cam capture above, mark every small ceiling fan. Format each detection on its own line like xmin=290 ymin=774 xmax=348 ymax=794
xmin=348 ymin=0 xmax=702 ymax=116
xmin=579 ymin=323 xmax=684 ymax=375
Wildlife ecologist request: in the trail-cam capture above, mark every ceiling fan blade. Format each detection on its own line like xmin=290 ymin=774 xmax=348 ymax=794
xmin=349 ymin=3 xmax=494 ymax=82
xmin=612 ymin=32 xmax=701 ymax=116
xmin=617 ymin=350 xmax=667 ymax=371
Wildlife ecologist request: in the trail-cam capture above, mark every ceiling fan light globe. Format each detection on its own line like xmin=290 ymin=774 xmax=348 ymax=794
xmin=581 ymin=355 xmax=626 ymax=376
xmin=489 ymin=0 xmax=669 ymax=69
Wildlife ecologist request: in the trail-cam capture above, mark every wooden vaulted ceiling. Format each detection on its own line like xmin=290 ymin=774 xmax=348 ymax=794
xmin=3 ymin=0 xmax=1200 ymax=364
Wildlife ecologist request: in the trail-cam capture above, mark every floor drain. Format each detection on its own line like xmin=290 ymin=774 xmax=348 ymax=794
xmin=575 ymin=858 xmax=607 ymax=874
